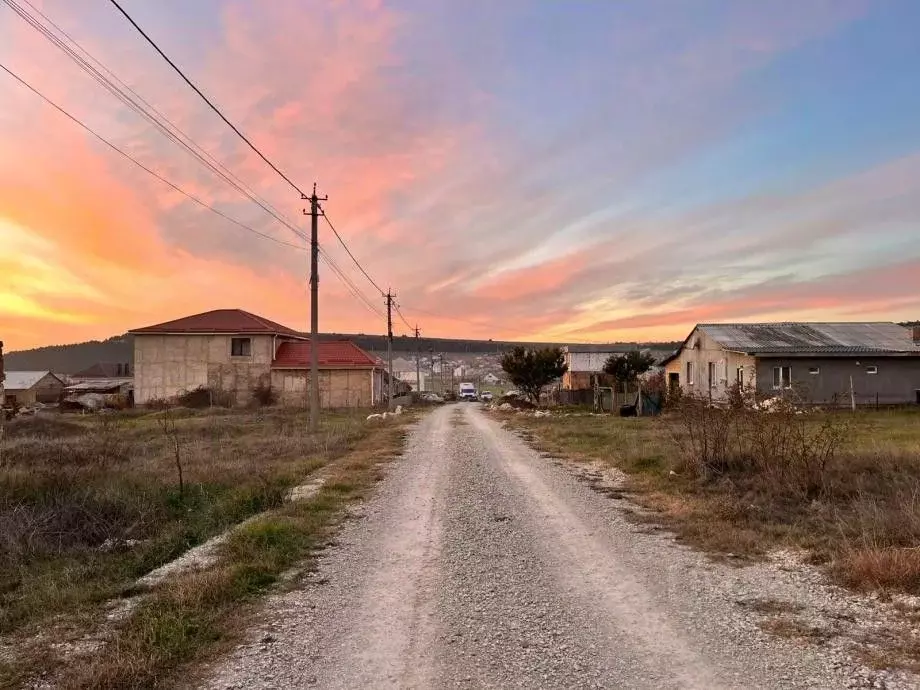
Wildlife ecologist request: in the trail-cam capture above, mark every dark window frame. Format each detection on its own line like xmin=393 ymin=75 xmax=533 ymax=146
xmin=231 ymin=337 xmax=252 ymax=357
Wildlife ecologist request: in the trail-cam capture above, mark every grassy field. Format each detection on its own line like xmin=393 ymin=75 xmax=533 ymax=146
xmin=505 ymin=406 xmax=920 ymax=595
xmin=0 ymin=406 xmax=411 ymax=688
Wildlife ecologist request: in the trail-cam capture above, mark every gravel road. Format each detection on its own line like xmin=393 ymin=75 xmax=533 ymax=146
xmin=203 ymin=404 xmax=911 ymax=689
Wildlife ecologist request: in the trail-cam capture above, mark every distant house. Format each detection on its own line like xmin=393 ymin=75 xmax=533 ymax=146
xmin=72 ymin=362 xmax=132 ymax=379
xmin=396 ymin=370 xmax=427 ymax=392
xmin=3 ymin=371 xmax=65 ymax=406
xmin=562 ymin=346 xmax=629 ymax=390
xmin=482 ymin=372 xmax=501 ymax=385
xmin=662 ymin=323 xmax=920 ymax=405
xmin=129 ymin=309 xmax=384 ymax=408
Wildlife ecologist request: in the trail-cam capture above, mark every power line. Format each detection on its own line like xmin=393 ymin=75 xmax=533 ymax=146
xmin=0 ymin=60 xmax=305 ymax=251
xmin=393 ymin=302 xmax=414 ymax=331
xmin=318 ymin=247 xmax=386 ymax=319
xmin=106 ymin=0 xmax=389 ymax=302
xmin=320 ymin=210 xmax=386 ymax=297
xmin=4 ymin=0 xmax=307 ymax=245
xmin=107 ymin=0 xmax=308 ymax=199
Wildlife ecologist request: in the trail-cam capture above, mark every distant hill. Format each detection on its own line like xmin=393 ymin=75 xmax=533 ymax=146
xmin=4 ymin=335 xmax=133 ymax=374
xmin=4 ymin=333 xmax=681 ymax=374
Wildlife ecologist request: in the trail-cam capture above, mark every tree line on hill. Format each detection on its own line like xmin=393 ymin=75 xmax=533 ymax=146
xmin=3 ymin=333 xmax=681 ymax=374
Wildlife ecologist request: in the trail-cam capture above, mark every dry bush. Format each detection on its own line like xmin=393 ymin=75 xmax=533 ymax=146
xmin=177 ymin=387 xmax=233 ymax=409
xmin=250 ymin=383 xmax=278 ymax=408
xmin=670 ymin=387 xmax=849 ymax=497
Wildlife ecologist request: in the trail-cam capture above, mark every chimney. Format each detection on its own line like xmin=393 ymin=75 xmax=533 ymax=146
xmin=913 ymin=326 xmax=920 ymax=344
xmin=0 ymin=340 xmax=4 ymax=386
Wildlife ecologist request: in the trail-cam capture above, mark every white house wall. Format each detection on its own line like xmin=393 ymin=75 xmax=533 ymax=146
xmin=667 ymin=328 xmax=757 ymax=399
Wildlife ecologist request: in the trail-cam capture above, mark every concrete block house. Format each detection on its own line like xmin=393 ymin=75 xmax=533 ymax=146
xmin=662 ymin=322 xmax=920 ymax=405
xmin=130 ymin=309 xmax=385 ymax=408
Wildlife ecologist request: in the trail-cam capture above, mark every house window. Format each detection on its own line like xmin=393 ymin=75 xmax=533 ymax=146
xmin=736 ymin=366 xmax=744 ymax=387
xmin=809 ymin=367 xmax=820 ymax=375
xmin=231 ymin=337 xmax=252 ymax=357
xmin=686 ymin=361 xmax=695 ymax=385
xmin=708 ymin=362 xmax=717 ymax=388
xmin=866 ymin=365 xmax=878 ymax=375
xmin=772 ymin=366 xmax=792 ymax=389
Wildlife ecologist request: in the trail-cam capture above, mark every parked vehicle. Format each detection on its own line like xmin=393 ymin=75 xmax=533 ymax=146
xmin=479 ymin=391 xmax=494 ymax=402
xmin=458 ymin=382 xmax=478 ymax=401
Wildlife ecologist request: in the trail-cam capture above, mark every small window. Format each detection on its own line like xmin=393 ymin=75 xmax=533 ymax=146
xmin=231 ymin=337 xmax=252 ymax=357
xmin=866 ymin=365 xmax=878 ymax=375
xmin=687 ymin=361 xmax=695 ymax=385
xmin=708 ymin=362 xmax=717 ymax=388
xmin=772 ymin=366 xmax=792 ymax=389
xmin=809 ymin=367 xmax=820 ymax=375
xmin=736 ymin=366 xmax=744 ymax=386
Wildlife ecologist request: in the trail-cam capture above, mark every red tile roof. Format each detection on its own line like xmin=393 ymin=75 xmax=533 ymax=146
xmin=272 ymin=340 xmax=380 ymax=369
xmin=129 ymin=309 xmax=304 ymax=337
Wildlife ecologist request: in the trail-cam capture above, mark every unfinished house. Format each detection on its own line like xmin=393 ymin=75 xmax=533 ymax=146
xmin=662 ymin=323 xmax=920 ymax=405
xmin=130 ymin=309 xmax=308 ymax=406
xmin=271 ymin=340 xmax=386 ymax=407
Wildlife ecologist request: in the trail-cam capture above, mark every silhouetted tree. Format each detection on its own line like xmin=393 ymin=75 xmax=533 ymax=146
xmin=603 ymin=350 xmax=656 ymax=386
xmin=500 ymin=347 xmax=568 ymax=404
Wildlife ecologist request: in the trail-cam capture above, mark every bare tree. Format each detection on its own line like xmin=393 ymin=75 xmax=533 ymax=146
xmin=158 ymin=405 xmax=184 ymax=499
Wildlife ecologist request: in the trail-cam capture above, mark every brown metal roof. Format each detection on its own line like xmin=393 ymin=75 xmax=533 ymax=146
xmin=129 ymin=309 xmax=304 ymax=337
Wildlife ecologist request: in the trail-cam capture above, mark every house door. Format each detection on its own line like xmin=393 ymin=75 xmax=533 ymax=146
xmin=668 ymin=372 xmax=679 ymax=392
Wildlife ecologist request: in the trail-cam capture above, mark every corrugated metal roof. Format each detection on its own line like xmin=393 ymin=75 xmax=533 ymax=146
xmin=699 ymin=323 xmax=920 ymax=355
xmin=272 ymin=340 xmax=380 ymax=369
xmin=64 ymin=378 xmax=133 ymax=392
xmin=129 ymin=309 xmax=304 ymax=337
xmin=3 ymin=371 xmax=57 ymax=390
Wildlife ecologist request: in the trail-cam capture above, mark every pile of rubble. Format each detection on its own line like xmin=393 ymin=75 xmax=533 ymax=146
xmin=366 ymin=405 xmax=404 ymax=422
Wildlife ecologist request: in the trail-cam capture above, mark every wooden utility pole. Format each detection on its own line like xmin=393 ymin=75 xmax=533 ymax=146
xmin=414 ymin=325 xmax=421 ymax=393
xmin=386 ymin=290 xmax=394 ymax=410
xmin=303 ymin=183 xmax=327 ymax=432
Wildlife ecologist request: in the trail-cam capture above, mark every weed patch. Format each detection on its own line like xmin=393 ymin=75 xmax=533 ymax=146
xmin=0 ymin=407 xmax=410 ymax=687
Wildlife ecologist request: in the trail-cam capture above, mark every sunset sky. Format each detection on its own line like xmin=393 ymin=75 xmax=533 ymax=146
xmin=2 ymin=0 xmax=920 ymax=351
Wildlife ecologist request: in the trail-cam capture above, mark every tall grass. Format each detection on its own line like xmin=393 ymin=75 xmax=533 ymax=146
xmin=0 ymin=409 xmax=368 ymax=637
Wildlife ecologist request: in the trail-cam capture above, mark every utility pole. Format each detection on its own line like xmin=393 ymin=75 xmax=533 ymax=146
xmin=414 ymin=325 xmax=421 ymax=393
xmin=386 ymin=290 xmax=394 ymax=410
xmin=303 ymin=183 xmax=327 ymax=432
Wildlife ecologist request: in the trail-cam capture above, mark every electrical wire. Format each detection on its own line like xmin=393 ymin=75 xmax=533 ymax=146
xmin=0 ymin=60 xmax=306 ymax=251
xmin=106 ymin=0 xmax=389 ymax=301
xmin=393 ymin=302 xmax=414 ymax=331
xmin=107 ymin=0 xmax=307 ymax=199
xmin=3 ymin=0 xmax=307 ymax=244
xmin=320 ymin=209 xmax=386 ymax=297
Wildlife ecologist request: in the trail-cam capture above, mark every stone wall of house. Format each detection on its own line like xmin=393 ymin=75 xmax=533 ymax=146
xmin=666 ymin=327 xmax=757 ymax=400
xmin=134 ymin=334 xmax=274 ymax=406
xmin=271 ymin=369 xmax=374 ymax=408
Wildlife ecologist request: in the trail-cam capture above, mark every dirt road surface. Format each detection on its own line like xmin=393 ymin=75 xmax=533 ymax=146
xmin=204 ymin=404 xmax=889 ymax=689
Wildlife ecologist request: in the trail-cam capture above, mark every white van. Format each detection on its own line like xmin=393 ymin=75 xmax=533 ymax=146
xmin=458 ymin=382 xmax=477 ymax=401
